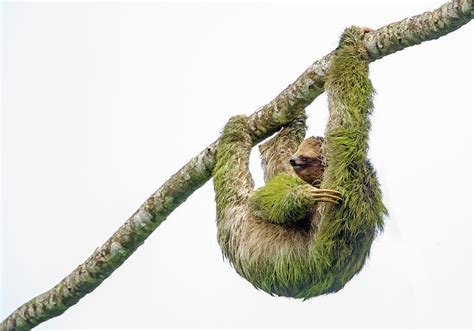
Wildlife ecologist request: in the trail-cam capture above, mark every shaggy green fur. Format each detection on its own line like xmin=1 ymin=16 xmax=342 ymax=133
xmin=307 ymin=28 xmax=387 ymax=296
xmin=213 ymin=27 xmax=387 ymax=299
xmin=250 ymin=174 xmax=315 ymax=224
xmin=213 ymin=115 xmax=254 ymax=258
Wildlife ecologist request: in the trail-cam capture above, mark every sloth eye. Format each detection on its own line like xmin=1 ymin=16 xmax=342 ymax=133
xmin=306 ymin=157 xmax=321 ymax=164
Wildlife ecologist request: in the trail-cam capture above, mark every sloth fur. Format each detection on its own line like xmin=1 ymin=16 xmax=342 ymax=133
xmin=213 ymin=27 xmax=387 ymax=299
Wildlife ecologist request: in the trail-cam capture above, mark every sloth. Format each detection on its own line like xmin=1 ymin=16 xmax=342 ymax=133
xmin=213 ymin=27 xmax=386 ymax=299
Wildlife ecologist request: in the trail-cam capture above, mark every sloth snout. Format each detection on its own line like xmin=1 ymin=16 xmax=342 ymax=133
xmin=289 ymin=156 xmax=298 ymax=166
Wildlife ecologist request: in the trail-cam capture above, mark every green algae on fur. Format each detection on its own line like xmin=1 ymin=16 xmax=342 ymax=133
xmin=250 ymin=174 xmax=315 ymax=225
xmin=213 ymin=26 xmax=387 ymax=299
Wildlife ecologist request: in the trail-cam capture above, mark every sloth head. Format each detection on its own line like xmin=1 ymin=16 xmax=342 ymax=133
xmin=289 ymin=136 xmax=325 ymax=186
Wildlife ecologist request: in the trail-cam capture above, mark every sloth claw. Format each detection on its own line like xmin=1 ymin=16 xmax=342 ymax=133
xmin=308 ymin=187 xmax=342 ymax=204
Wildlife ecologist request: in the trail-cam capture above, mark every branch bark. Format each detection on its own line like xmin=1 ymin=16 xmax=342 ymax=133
xmin=1 ymin=1 xmax=471 ymax=329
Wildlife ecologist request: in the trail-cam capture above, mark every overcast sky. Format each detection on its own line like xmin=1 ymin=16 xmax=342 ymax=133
xmin=1 ymin=1 xmax=472 ymax=329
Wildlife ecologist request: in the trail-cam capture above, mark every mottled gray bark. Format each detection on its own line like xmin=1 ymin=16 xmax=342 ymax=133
xmin=1 ymin=1 xmax=471 ymax=329
xmin=365 ymin=0 xmax=472 ymax=59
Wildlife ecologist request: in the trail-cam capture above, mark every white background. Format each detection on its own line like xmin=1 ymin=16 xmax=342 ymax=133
xmin=1 ymin=0 xmax=472 ymax=329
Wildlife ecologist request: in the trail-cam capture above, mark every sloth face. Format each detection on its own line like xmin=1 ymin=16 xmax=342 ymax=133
xmin=289 ymin=136 xmax=325 ymax=186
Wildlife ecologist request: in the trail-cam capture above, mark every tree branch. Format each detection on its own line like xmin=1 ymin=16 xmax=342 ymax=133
xmin=365 ymin=0 xmax=472 ymax=59
xmin=1 ymin=1 xmax=471 ymax=329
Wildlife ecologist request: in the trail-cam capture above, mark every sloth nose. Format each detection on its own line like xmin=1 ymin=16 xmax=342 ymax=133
xmin=289 ymin=156 xmax=298 ymax=166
